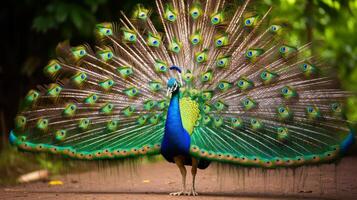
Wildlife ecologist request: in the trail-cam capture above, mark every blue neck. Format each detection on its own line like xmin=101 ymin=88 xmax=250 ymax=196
xmin=165 ymin=89 xmax=183 ymax=130
xmin=161 ymin=88 xmax=191 ymax=160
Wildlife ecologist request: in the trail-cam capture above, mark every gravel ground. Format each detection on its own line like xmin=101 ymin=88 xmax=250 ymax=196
xmin=1 ymin=156 xmax=357 ymax=200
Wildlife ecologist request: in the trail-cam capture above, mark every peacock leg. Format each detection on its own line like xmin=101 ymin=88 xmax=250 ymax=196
xmin=189 ymin=157 xmax=199 ymax=196
xmin=169 ymin=156 xmax=187 ymax=196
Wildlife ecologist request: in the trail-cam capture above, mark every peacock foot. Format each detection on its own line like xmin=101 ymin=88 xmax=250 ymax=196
xmin=169 ymin=191 xmax=185 ymax=196
xmin=187 ymin=189 xmax=198 ymax=196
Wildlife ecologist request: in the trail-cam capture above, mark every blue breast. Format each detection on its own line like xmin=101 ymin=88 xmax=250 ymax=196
xmin=161 ymin=89 xmax=191 ymax=162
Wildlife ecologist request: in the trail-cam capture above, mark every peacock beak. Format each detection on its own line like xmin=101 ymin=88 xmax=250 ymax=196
xmin=166 ymin=87 xmax=171 ymax=97
xmin=166 ymin=82 xmax=178 ymax=97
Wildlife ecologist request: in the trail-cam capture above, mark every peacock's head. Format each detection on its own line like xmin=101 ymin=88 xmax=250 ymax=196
xmin=166 ymin=66 xmax=183 ymax=96
xmin=167 ymin=77 xmax=179 ymax=96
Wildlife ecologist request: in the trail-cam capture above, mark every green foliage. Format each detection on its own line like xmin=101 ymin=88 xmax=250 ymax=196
xmin=32 ymin=0 xmax=108 ymax=38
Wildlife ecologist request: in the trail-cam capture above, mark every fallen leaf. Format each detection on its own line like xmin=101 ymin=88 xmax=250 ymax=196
xmin=49 ymin=180 xmax=63 ymax=185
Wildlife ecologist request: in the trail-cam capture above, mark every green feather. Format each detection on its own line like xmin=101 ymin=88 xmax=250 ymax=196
xmin=43 ymin=60 xmax=61 ymax=77
xmin=47 ymin=84 xmax=62 ymax=97
xmin=281 ymin=86 xmax=297 ymax=99
xmin=164 ymin=4 xmax=177 ymax=22
xmin=78 ymin=118 xmax=90 ymax=130
xmin=123 ymin=87 xmax=139 ymax=98
xmin=55 ymin=130 xmax=67 ymax=141
xmin=122 ymin=28 xmax=137 ymax=43
xmin=201 ymin=70 xmax=213 ymax=83
xmin=210 ymin=12 xmax=224 ymax=25
xmin=71 ymin=46 xmax=87 ymax=61
xmin=117 ymin=66 xmax=134 ymax=78
xmin=84 ymin=93 xmax=98 ymax=105
xmin=189 ymin=2 xmax=203 ymax=19
xmin=100 ymin=103 xmax=114 ymax=115
xmin=99 ymin=79 xmax=114 ymax=91
xmin=95 ymin=23 xmax=112 ymax=39
xmin=195 ymin=50 xmax=208 ymax=63
xmin=63 ymin=103 xmax=77 ymax=117
xmin=154 ymin=60 xmax=168 ymax=73
xmin=14 ymin=116 xmax=26 ymax=130
xmin=149 ymin=80 xmax=163 ymax=92
xmin=147 ymin=32 xmax=161 ymax=47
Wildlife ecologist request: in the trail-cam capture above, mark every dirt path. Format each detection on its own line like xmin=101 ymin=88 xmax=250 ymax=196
xmin=1 ymin=156 xmax=357 ymax=200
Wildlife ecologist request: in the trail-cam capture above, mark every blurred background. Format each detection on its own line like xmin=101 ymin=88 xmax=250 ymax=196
xmin=0 ymin=0 xmax=357 ymax=184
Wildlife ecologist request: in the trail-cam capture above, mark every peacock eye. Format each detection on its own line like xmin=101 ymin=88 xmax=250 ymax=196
xmin=280 ymin=47 xmax=286 ymax=52
xmin=303 ymin=64 xmax=308 ymax=70
xmin=213 ymin=17 xmax=218 ymax=22
xmin=80 ymin=50 xmax=85 ymax=55
xmin=153 ymin=40 xmax=158 ymax=45
xmin=169 ymin=15 xmax=174 ymax=20
xmin=245 ymin=19 xmax=251 ymax=25
xmin=106 ymin=29 xmax=111 ymax=34
xmin=247 ymin=51 xmax=253 ymax=57
xmin=92 ymin=96 xmax=96 ymax=100
xmin=216 ymin=40 xmax=222 ymax=45
xmin=108 ymin=81 xmax=113 ymax=85
xmin=308 ymin=107 xmax=313 ymax=113
xmin=262 ymin=72 xmax=267 ymax=78
xmin=282 ymin=88 xmax=288 ymax=94
xmin=238 ymin=80 xmax=244 ymax=86
xmin=279 ymin=107 xmax=285 ymax=113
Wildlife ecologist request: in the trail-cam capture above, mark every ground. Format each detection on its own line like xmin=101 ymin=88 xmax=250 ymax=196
xmin=1 ymin=156 xmax=357 ymax=200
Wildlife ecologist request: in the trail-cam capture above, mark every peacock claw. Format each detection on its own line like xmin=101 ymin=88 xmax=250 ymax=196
xmin=169 ymin=191 xmax=185 ymax=196
xmin=188 ymin=189 xmax=198 ymax=196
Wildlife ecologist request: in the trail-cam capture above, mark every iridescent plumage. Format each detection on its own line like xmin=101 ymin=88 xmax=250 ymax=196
xmin=10 ymin=0 xmax=354 ymax=196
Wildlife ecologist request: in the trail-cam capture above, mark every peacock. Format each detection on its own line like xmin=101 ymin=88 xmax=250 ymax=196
xmin=9 ymin=0 xmax=355 ymax=196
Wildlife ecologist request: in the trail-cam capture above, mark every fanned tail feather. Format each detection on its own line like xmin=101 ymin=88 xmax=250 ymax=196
xmin=10 ymin=0 xmax=354 ymax=167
